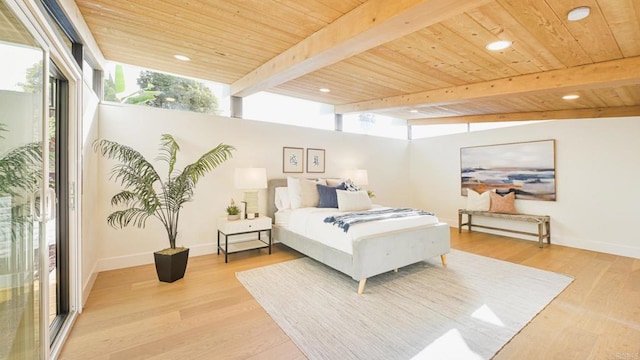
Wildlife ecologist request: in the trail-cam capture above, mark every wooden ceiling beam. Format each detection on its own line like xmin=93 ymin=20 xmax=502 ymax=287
xmin=336 ymin=57 xmax=640 ymax=114
xmin=230 ymin=0 xmax=492 ymax=97
xmin=408 ymin=106 xmax=640 ymax=125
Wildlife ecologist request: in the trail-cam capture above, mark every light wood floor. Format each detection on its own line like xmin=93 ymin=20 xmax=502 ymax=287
xmin=59 ymin=230 xmax=640 ymax=360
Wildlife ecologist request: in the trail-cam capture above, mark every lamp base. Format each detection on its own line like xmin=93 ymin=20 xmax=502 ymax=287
xmin=244 ymin=191 xmax=259 ymax=217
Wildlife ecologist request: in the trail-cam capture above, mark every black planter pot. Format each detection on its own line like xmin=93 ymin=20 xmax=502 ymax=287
xmin=154 ymin=248 xmax=189 ymax=283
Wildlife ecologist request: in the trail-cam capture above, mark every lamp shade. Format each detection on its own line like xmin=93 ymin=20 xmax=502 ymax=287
xmin=352 ymin=169 xmax=368 ymax=186
xmin=234 ymin=168 xmax=267 ymax=189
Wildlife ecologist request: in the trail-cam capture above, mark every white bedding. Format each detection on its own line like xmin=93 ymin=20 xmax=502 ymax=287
xmin=275 ymin=206 xmax=439 ymax=255
xmin=274 ymin=209 xmax=292 ymax=227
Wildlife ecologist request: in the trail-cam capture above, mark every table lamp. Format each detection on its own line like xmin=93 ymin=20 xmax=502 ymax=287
xmin=234 ymin=168 xmax=267 ymax=218
xmin=352 ymin=169 xmax=369 ymax=186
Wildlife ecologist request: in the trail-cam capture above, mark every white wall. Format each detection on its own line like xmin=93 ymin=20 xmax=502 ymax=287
xmin=94 ymin=103 xmax=411 ymax=271
xmin=80 ymin=82 xmax=100 ymax=304
xmin=409 ymin=117 xmax=640 ymax=259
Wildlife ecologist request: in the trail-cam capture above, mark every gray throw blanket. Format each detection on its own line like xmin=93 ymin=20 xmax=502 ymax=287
xmin=324 ymin=208 xmax=435 ymax=233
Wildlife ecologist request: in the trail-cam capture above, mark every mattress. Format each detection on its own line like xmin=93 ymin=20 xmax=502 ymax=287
xmin=275 ymin=206 xmax=439 ymax=255
xmin=274 ymin=209 xmax=292 ymax=227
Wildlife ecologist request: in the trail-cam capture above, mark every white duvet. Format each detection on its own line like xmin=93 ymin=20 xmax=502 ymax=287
xmin=275 ymin=206 xmax=439 ymax=255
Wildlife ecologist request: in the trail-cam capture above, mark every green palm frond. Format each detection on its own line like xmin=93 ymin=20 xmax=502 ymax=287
xmin=163 ymin=175 xmax=193 ymax=210
xmin=94 ymin=140 xmax=160 ymax=185
xmin=156 ymin=134 xmax=179 ymax=175
xmin=107 ymin=208 xmax=154 ymax=229
xmin=111 ymin=190 xmax=136 ymax=206
xmin=109 ymin=165 xmax=160 ymax=208
xmin=180 ymin=143 xmax=235 ymax=185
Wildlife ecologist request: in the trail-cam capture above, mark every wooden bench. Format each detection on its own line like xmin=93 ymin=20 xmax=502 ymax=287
xmin=458 ymin=209 xmax=551 ymax=248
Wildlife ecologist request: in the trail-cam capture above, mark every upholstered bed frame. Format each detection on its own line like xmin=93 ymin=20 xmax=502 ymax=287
xmin=267 ymin=179 xmax=451 ymax=294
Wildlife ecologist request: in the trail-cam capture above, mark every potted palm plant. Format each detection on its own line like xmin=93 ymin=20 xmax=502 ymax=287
xmin=94 ymin=134 xmax=235 ymax=282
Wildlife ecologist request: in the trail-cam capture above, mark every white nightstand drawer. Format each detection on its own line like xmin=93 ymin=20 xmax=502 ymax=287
xmin=218 ymin=217 xmax=271 ymax=235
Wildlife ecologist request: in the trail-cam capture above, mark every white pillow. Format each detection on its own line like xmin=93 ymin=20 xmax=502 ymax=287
xmin=287 ymin=176 xmax=302 ymax=209
xmin=299 ymin=178 xmax=328 ymax=207
xmin=336 ymin=190 xmax=372 ymax=212
xmin=274 ymin=187 xmax=290 ymax=210
xmin=300 ymin=179 xmax=321 ymax=207
xmin=466 ymin=188 xmax=493 ymax=211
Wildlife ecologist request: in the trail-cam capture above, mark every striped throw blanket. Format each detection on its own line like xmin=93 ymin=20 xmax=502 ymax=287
xmin=324 ymin=208 xmax=434 ymax=233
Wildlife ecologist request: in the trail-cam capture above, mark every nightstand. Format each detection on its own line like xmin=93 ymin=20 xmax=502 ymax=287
xmin=217 ymin=216 xmax=272 ymax=263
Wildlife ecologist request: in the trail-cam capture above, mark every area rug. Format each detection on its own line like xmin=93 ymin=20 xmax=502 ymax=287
xmin=236 ymin=249 xmax=573 ymax=360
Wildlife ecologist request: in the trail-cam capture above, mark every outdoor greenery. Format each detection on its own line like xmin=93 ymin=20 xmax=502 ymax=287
xmin=104 ymin=65 xmax=220 ymax=114
xmin=16 ymin=62 xmax=42 ymax=94
xmin=103 ymin=74 xmax=119 ymax=102
xmin=93 ymin=134 xmax=235 ymax=249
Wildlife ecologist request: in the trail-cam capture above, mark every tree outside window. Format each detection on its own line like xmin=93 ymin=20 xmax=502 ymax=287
xmin=104 ymin=64 xmax=221 ymax=115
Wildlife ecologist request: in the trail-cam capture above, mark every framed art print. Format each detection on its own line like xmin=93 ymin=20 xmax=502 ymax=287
xmin=283 ymin=147 xmax=304 ymax=173
xmin=306 ymin=148 xmax=325 ymax=173
xmin=460 ymin=139 xmax=556 ymax=201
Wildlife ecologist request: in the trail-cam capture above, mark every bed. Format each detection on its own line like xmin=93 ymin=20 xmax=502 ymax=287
xmin=266 ymin=178 xmax=450 ymax=294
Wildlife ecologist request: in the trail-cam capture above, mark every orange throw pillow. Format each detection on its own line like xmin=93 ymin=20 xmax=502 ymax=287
xmin=489 ymin=192 xmax=517 ymax=214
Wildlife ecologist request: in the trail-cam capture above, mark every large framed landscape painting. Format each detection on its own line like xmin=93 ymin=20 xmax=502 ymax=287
xmin=460 ymin=140 xmax=556 ymax=201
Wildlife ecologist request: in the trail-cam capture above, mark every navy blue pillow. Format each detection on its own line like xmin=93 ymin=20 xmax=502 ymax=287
xmin=317 ymin=183 xmax=347 ymax=208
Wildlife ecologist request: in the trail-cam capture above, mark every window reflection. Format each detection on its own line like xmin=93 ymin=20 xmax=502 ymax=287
xmin=0 ymin=14 xmax=45 ymax=357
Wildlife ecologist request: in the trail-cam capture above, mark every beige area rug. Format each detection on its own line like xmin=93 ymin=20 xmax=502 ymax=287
xmin=236 ymin=249 xmax=573 ymax=360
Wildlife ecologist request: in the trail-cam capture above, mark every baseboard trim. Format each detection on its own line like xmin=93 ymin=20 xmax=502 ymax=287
xmin=551 ymin=235 xmax=640 ymax=259
xmin=97 ymin=243 xmax=216 ymax=272
xmin=81 ymin=262 xmax=98 ymax=308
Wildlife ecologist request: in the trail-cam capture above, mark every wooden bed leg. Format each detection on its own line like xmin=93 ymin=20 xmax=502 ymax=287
xmin=358 ymin=279 xmax=367 ymax=294
xmin=440 ymin=254 xmax=447 ymax=266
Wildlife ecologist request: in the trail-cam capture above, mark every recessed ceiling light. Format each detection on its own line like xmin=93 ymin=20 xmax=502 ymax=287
xmin=485 ymin=40 xmax=512 ymax=51
xmin=562 ymin=94 xmax=580 ymax=100
xmin=567 ymin=6 xmax=590 ymax=21
xmin=409 ymin=109 xmax=419 ymax=113
xmin=174 ymin=54 xmax=190 ymax=61
xmin=319 ymin=88 xmax=331 ymax=93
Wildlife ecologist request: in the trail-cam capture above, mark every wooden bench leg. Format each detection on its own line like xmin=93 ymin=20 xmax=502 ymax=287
xmin=546 ymin=221 xmax=551 ymax=245
xmin=537 ymin=223 xmax=544 ymax=248
xmin=458 ymin=211 xmax=462 ymax=233
xmin=440 ymin=254 xmax=447 ymax=266
xmin=467 ymin=214 xmax=472 ymax=232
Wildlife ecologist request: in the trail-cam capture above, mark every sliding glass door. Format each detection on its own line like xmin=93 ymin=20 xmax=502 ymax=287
xmin=0 ymin=1 xmax=46 ymax=358
xmin=1 ymin=0 xmax=80 ymax=357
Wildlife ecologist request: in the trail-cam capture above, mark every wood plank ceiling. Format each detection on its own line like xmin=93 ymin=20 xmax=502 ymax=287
xmin=75 ymin=0 xmax=640 ymax=124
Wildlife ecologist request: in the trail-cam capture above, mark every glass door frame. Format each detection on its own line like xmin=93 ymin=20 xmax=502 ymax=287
xmin=48 ymin=62 xmax=71 ymax=343
xmin=5 ymin=0 xmax=83 ymax=358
